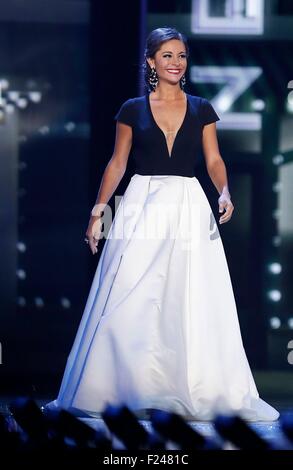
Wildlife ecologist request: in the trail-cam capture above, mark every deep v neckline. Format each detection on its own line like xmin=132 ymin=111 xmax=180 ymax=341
xmin=147 ymin=92 xmax=189 ymax=158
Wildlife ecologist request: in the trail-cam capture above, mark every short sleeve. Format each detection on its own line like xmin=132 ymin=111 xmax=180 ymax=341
xmin=200 ymin=98 xmax=220 ymax=126
xmin=114 ymin=98 xmax=134 ymax=127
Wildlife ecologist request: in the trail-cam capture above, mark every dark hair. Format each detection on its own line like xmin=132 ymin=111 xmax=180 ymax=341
xmin=141 ymin=27 xmax=189 ymax=93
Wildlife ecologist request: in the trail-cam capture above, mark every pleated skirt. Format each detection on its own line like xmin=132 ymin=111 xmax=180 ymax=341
xmin=47 ymin=174 xmax=279 ymax=421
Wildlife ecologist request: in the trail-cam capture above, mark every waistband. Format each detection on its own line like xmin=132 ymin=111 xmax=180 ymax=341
xmin=131 ymin=173 xmax=198 ymax=181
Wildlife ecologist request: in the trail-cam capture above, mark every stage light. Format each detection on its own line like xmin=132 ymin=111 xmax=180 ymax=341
xmin=214 ymin=414 xmax=271 ymax=450
xmin=287 ymin=318 xmax=293 ymax=329
xmin=251 ymin=99 xmax=265 ymax=111
xmin=5 ymin=103 xmax=15 ymax=114
xmin=17 ymin=296 xmax=26 ymax=307
xmin=101 ymin=404 xmax=164 ymax=450
xmin=268 ymin=262 xmax=282 ymax=274
xmin=17 ymin=242 xmax=27 ymax=253
xmin=16 ymin=269 xmax=26 ymax=280
xmin=272 ymin=236 xmax=281 ymax=247
xmin=149 ymin=409 xmax=219 ymax=450
xmin=272 ymin=154 xmax=284 ymax=165
xmin=34 ymin=297 xmax=45 ymax=308
xmin=0 ymin=79 xmax=9 ymax=89
xmin=17 ymin=98 xmax=28 ymax=109
xmin=267 ymin=290 xmax=282 ymax=302
xmin=28 ymin=91 xmax=42 ymax=103
xmin=65 ymin=122 xmax=76 ymax=132
xmin=60 ymin=297 xmax=71 ymax=309
xmin=39 ymin=126 xmax=50 ymax=135
xmin=8 ymin=91 xmax=20 ymax=101
xmin=270 ymin=316 xmax=281 ymax=329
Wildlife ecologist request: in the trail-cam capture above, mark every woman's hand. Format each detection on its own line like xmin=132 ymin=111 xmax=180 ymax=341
xmin=85 ymin=216 xmax=103 ymax=255
xmin=218 ymin=192 xmax=234 ymax=224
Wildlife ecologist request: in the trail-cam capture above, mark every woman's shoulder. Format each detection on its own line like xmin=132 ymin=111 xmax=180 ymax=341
xmin=114 ymin=96 xmax=146 ymax=124
xmin=188 ymin=94 xmax=220 ymax=123
xmin=187 ymin=93 xmax=209 ymax=105
xmin=115 ymin=96 xmax=145 ymax=116
xmin=119 ymin=95 xmax=146 ymax=106
xmin=187 ymin=94 xmax=218 ymax=114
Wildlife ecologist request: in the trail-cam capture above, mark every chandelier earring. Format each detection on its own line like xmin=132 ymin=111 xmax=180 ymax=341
xmin=180 ymin=74 xmax=186 ymax=89
xmin=149 ymin=66 xmax=159 ymax=92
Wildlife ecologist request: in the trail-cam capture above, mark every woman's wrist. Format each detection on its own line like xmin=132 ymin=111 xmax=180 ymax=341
xmin=221 ymin=186 xmax=231 ymax=198
xmin=91 ymin=203 xmax=106 ymax=218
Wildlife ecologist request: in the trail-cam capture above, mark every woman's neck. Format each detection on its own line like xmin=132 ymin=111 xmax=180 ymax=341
xmin=150 ymin=84 xmax=185 ymax=101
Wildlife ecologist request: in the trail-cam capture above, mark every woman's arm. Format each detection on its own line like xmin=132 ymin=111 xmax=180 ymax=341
xmin=202 ymin=123 xmax=234 ymax=224
xmin=86 ymin=121 xmax=133 ymax=254
xmin=92 ymin=121 xmax=133 ymax=212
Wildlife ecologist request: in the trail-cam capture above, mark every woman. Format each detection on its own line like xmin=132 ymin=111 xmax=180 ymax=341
xmin=47 ymin=28 xmax=279 ymax=421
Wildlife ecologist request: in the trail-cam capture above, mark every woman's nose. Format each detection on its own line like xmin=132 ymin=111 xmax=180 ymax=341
xmin=172 ymin=57 xmax=182 ymax=66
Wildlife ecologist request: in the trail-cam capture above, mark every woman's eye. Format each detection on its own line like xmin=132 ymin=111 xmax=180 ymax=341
xmin=163 ymin=54 xmax=186 ymax=59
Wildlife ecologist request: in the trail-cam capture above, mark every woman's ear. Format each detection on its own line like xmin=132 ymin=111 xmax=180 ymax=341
xmin=146 ymin=58 xmax=154 ymax=69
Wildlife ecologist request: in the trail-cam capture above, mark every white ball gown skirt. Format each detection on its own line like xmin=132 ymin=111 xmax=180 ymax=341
xmin=47 ymin=174 xmax=279 ymax=421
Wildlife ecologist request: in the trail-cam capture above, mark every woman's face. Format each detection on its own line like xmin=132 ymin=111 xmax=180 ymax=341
xmin=147 ymin=39 xmax=187 ymax=87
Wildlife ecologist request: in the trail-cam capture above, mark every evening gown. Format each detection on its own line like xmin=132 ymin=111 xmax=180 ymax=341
xmin=46 ymin=93 xmax=279 ymax=421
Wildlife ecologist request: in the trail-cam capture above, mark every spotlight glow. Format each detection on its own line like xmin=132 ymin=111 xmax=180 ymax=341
xmin=272 ymin=155 xmax=284 ymax=165
xmin=272 ymin=236 xmax=281 ymax=247
xmin=17 ymin=296 xmax=26 ymax=307
xmin=28 ymin=91 xmax=42 ymax=103
xmin=17 ymin=242 xmax=27 ymax=253
xmin=17 ymin=98 xmax=28 ymax=109
xmin=61 ymin=297 xmax=71 ymax=309
xmin=16 ymin=269 xmax=26 ymax=280
xmin=267 ymin=290 xmax=282 ymax=302
xmin=34 ymin=297 xmax=44 ymax=308
xmin=270 ymin=317 xmax=281 ymax=329
xmin=251 ymin=99 xmax=265 ymax=111
xmin=268 ymin=263 xmax=282 ymax=274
